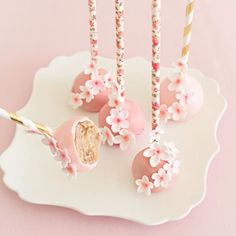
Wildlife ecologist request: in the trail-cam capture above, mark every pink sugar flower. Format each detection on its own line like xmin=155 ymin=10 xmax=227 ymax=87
xmin=152 ymin=168 xmax=171 ymax=188
xmin=42 ymin=137 xmax=58 ymax=155
xmin=168 ymin=102 xmax=187 ymax=121
xmin=135 ymin=175 xmax=154 ymax=196
xmin=80 ymin=85 xmax=94 ymax=103
xmin=106 ymin=108 xmax=129 ymax=133
xmin=69 ymin=93 xmax=83 ymax=109
xmin=100 ymin=127 xmax=114 ymax=146
xmin=114 ymin=129 xmax=135 ymax=151
xmin=168 ymin=73 xmax=184 ymax=92
xmin=160 ymin=104 xmax=171 ymax=124
xmin=143 ymin=142 xmax=167 ymax=167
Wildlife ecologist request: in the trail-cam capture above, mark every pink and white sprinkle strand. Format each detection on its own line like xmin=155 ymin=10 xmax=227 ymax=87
xmin=115 ymin=0 xmax=125 ymax=96
xmin=151 ymin=0 xmax=161 ymax=134
xmin=88 ymin=0 xmax=98 ymax=66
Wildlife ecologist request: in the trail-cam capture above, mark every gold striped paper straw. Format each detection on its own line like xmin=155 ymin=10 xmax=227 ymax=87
xmin=0 ymin=108 xmax=53 ymax=136
xmin=181 ymin=0 xmax=195 ymax=64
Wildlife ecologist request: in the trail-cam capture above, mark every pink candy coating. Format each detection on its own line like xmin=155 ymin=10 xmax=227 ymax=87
xmin=98 ymin=99 xmax=145 ymax=135
xmin=72 ymin=68 xmax=110 ymax=112
xmin=160 ymin=75 xmax=204 ymax=120
xmin=54 ymin=116 xmax=100 ymax=173
xmin=132 ymin=149 xmax=166 ymax=193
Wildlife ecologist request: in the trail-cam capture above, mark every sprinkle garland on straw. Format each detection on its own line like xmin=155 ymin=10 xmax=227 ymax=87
xmin=151 ymin=0 xmax=161 ymax=135
xmin=88 ymin=0 xmax=99 ymax=66
xmin=115 ymin=0 xmax=125 ymax=96
xmin=181 ymin=0 xmax=195 ymax=64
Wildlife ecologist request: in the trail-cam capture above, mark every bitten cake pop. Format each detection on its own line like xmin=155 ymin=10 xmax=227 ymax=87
xmin=70 ymin=0 xmax=111 ymax=112
xmin=98 ymin=0 xmax=145 ymax=150
xmin=132 ymin=0 xmax=180 ymax=196
xmin=160 ymin=0 xmax=204 ymax=122
xmin=0 ymin=108 xmax=101 ymax=177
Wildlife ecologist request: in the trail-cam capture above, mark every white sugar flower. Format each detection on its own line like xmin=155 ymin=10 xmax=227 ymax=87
xmin=114 ymin=129 xmax=135 ymax=150
xmin=143 ymin=142 xmax=166 ymax=167
xmin=163 ymin=142 xmax=179 ymax=158
xmin=42 ymin=137 xmax=58 ymax=155
xmin=135 ymin=175 xmax=154 ymax=196
xmin=172 ymin=59 xmax=188 ymax=73
xmin=168 ymin=102 xmax=186 ymax=121
xmin=100 ymin=127 xmax=114 ymax=146
xmin=108 ymin=93 xmax=122 ymax=108
xmin=163 ymin=160 xmax=180 ymax=176
xmin=176 ymin=90 xmax=194 ymax=106
xmin=167 ymin=73 xmax=185 ymax=92
xmin=149 ymin=126 xmax=165 ymax=143
xmin=84 ymin=63 xmax=97 ymax=75
xmin=55 ymin=148 xmax=71 ymax=166
xmin=85 ymin=73 xmax=104 ymax=95
xmin=62 ymin=163 xmax=77 ymax=178
xmin=106 ymin=108 xmax=129 ymax=133
xmin=160 ymin=104 xmax=171 ymax=124
xmin=80 ymin=85 xmax=94 ymax=103
xmin=152 ymin=168 xmax=171 ymax=188
xmin=69 ymin=93 xmax=83 ymax=109
xmin=102 ymin=73 xmax=113 ymax=88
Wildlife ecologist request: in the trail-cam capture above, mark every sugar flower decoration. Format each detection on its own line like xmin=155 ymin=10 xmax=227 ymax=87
xmin=143 ymin=142 xmax=166 ymax=167
xmin=108 ymin=93 xmax=122 ymax=108
xmin=176 ymin=90 xmax=194 ymax=106
xmin=168 ymin=73 xmax=184 ymax=92
xmin=173 ymin=59 xmax=188 ymax=73
xmin=135 ymin=175 xmax=154 ymax=196
xmin=114 ymin=129 xmax=135 ymax=151
xmin=85 ymin=73 xmax=104 ymax=95
xmin=79 ymin=85 xmax=94 ymax=103
xmin=63 ymin=163 xmax=77 ymax=178
xmin=163 ymin=160 xmax=180 ymax=176
xmin=160 ymin=104 xmax=171 ymax=124
xmin=106 ymin=108 xmax=129 ymax=133
xmin=100 ymin=127 xmax=114 ymax=146
xmin=42 ymin=137 xmax=58 ymax=155
xmin=69 ymin=93 xmax=83 ymax=109
xmin=84 ymin=63 xmax=97 ymax=75
xmin=152 ymin=168 xmax=171 ymax=188
xmin=55 ymin=148 xmax=71 ymax=166
xmin=103 ymin=73 xmax=114 ymax=88
xmin=168 ymin=102 xmax=186 ymax=121
xmin=163 ymin=142 xmax=179 ymax=158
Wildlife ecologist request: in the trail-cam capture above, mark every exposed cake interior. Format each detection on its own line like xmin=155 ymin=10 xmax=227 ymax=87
xmin=74 ymin=120 xmax=101 ymax=165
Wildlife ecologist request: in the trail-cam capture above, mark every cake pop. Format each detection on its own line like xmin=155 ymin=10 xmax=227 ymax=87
xmin=70 ymin=0 xmax=111 ymax=112
xmin=132 ymin=0 xmax=180 ymax=196
xmin=0 ymin=108 xmax=101 ymax=177
xmin=98 ymin=0 xmax=145 ymax=150
xmin=160 ymin=0 xmax=204 ymax=122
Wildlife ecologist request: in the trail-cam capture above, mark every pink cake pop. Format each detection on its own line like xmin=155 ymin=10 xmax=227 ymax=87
xmin=132 ymin=0 xmax=180 ymax=196
xmin=160 ymin=67 xmax=204 ymax=121
xmin=70 ymin=0 xmax=110 ymax=112
xmin=160 ymin=0 xmax=204 ymax=122
xmin=54 ymin=116 xmax=101 ymax=173
xmin=0 ymin=108 xmax=101 ymax=177
xmin=98 ymin=0 xmax=145 ymax=149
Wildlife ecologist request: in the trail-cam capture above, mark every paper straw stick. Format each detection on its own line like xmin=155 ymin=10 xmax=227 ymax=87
xmin=0 ymin=108 xmax=53 ymax=136
xmin=151 ymin=0 xmax=161 ymax=133
xmin=115 ymin=0 xmax=125 ymax=95
xmin=88 ymin=0 xmax=98 ymax=66
xmin=181 ymin=0 xmax=195 ymax=64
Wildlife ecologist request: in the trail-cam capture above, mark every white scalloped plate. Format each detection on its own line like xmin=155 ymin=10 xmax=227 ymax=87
xmin=0 ymin=52 xmax=226 ymax=225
